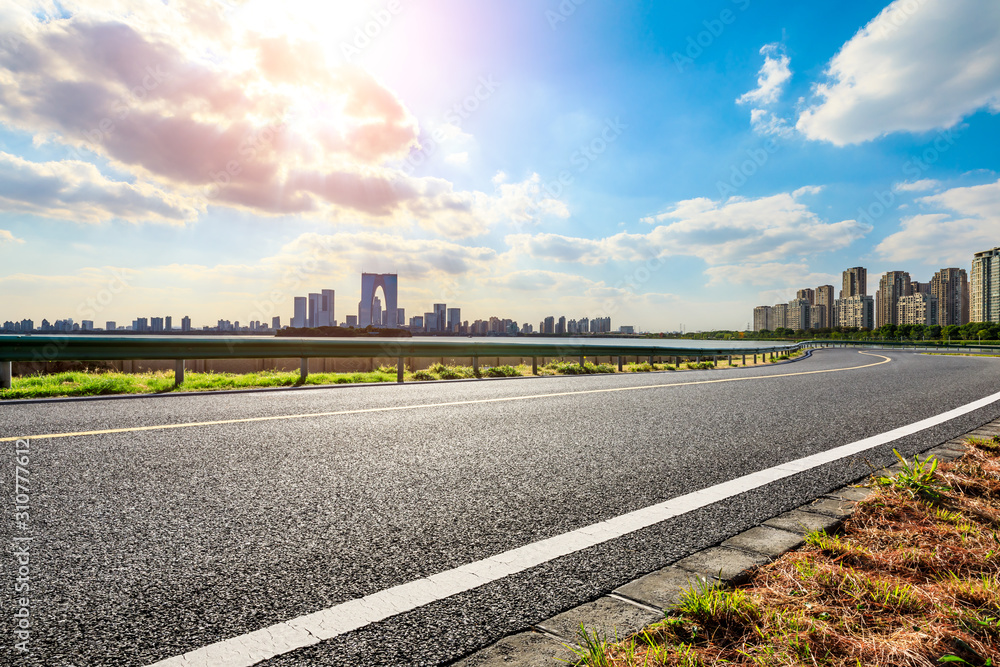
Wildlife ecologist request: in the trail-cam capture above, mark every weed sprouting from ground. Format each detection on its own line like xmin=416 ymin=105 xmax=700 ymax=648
xmin=578 ymin=441 xmax=1000 ymax=666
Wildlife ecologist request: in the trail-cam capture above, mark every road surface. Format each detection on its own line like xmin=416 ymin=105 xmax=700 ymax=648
xmin=2 ymin=349 xmax=999 ymax=666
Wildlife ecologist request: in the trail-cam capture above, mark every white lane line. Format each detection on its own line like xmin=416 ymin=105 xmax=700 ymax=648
xmin=147 ymin=385 xmax=1000 ymax=667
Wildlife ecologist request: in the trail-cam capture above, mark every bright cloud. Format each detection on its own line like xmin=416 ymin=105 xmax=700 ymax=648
xmin=737 ymin=43 xmax=791 ymax=106
xmin=893 ymin=179 xmax=941 ymax=192
xmin=876 ymin=178 xmax=1000 ymax=265
xmin=0 ymin=4 xmax=565 ymax=236
xmin=0 ymin=152 xmax=198 ymax=224
xmin=0 ymin=229 xmax=24 ymax=244
xmin=508 ymin=190 xmax=870 ymax=292
xmin=797 ymin=0 xmax=1000 ymax=145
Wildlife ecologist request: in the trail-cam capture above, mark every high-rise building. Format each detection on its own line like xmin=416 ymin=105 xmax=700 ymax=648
xmin=796 ymin=288 xmax=816 ymax=305
xmin=81 ymin=320 xmax=94 ymax=331
xmin=433 ymin=304 xmax=447 ymax=332
xmin=105 ymin=321 xmax=116 ymax=331
xmin=930 ymin=268 xmax=969 ymax=326
xmin=816 ymin=285 xmax=835 ymax=328
xmin=809 ymin=304 xmax=826 ymax=329
xmin=911 ymin=281 xmax=930 ymax=294
xmin=770 ymin=303 xmax=788 ymax=330
xmin=150 ymin=317 xmax=164 ymax=332
xmin=165 ymin=316 xmax=172 ymax=331
xmin=181 ymin=316 xmax=192 ymax=332
xmin=292 ymin=297 xmax=307 ymax=328
xmin=424 ymin=311 xmax=436 ymax=331
xmin=836 ymin=295 xmax=875 ymax=329
xmin=898 ymin=293 xmax=938 ymax=326
xmin=543 ymin=316 xmax=555 ymax=334
xmin=753 ymin=305 xmax=772 ymax=331
xmin=345 ymin=315 xmax=358 ymax=327
xmin=372 ymin=297 xmax=382 ymax=326
xmin=271 ymin=316 xmax=279 ymax=330
xmin=446 ymin=308 xmax=461 ymax=333
xmin=841 ymin=267 xmax=867 ymax=299
xmin=578 ymin=317 xmax=590 ymax=333
xmin=317 ymin=289 xmax=335 ymax=327
xmin=876 ymin=271 xmax=912 ymax=327
xmin=307 ymin=293 xmax=321 ymax=327
xmin=396 ymin=308 xmax=404 ymax=328
xmin=786 ymin=298 xmax=811 ymax=331
xmin=971 ymin=247 xmax=1000 ymax=323
xmin=409 ymin=315 xmax=424 ymax=329
xmin=556 ymin=316 xmax=566 ymax=334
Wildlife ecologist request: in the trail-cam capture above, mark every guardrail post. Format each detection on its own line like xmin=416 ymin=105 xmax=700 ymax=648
xmin=647 ymin=354 xmax=653 ymax=366
xmin=397 ymin=357 xmax=404 ymax=383
xmin=300 ymin=357 xmax=308 ymax=382
xmin=174 ymin=359 xmax=185 ymax=386
xmin=617 ymin=356 xmax=623 ymax=372
xmin=473 ymin=356 xmax=479 ymax=376
xmin=741 ymin=354 xmax=746 ymax=366
xmin=579 ymin=355 xmax=585 ymax=368
xmin=532 ymin=357 xmax=538 ymax=375
xmin=1 ymin=361 xmax=11 ymax=389
xmin=754 ymin=353 xmax=758 ymax=364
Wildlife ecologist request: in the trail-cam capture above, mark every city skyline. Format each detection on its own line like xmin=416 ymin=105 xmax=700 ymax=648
xmin=752 ymin=245 xmax=999 ymax=332
xmin=1 ymin=1 xmax=1000 ymax=330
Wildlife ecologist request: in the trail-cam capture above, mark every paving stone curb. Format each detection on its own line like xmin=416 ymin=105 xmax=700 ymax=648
xmin=448 ymin=417 xmax=1000 ymax=666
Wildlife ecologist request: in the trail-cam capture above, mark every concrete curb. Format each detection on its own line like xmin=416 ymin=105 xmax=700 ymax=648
xmin=449 ymin=417 xmax=1000 ymax=666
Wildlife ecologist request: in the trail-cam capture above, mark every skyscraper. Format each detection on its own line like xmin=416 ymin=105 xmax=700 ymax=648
xmin=796 ymin=288 xmax=815 ymax=305
xmin=770 ymin=303 xmax=788 ymax=329
xmin=318 ymin=289 xmax=335 ymax=327
xmin=841 ymin=267 xmax=867 ymax=299
xmin=181 ymin=316 xmax=192 ymax=332
xmin=876 ymin=271 xmax=911 ymax=327
xmin=930 ymin=268 xmax=969 ymax=326
xmin=292 ymin=296 xmax=307 ymax=328
xmin=816 ymin=285 xmax=835 ymax=329
xmin=433 ymin=304 xmax=447 ymax=332
xmin=307 ymin=293 xmax=320 ymax=327
xmin=837 ymin=295 xmax=875 ymax=329
xmin=446 ymin=308 xmax=461 ymax=333
xmin=165 ymin=316 xmax=172 ymax=331
xmin=786 ymin=298 xmax=811 ymax=331
xmin=753 ymin=306 xmax=772 ymax=331
xmin=971 ymin=247 xmax=1000 ymax=323
xmin=898 ymin=293 xmax=938 ymax=326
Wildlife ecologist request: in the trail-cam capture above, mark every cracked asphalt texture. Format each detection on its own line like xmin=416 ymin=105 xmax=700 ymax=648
xmin=2 ymin=349 xmax=999 ymax=666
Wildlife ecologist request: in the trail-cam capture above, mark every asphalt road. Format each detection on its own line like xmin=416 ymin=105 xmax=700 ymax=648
xmin=2 ymin=349 xmax=1000 ymax=666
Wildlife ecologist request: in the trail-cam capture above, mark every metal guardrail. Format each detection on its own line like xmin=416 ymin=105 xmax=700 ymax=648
xmin=0 ymin=335 xmax=803 ymax=388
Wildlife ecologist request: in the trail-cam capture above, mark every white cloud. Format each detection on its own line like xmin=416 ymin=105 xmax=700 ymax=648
xmin=876 ymin=178 xmax=1000 ymax=264
xmin=737 ymin=43 xmax=792 ymax=106
xmin=0 ymin=152 xmax=199 ymax=224
xmin=748 ymin=109 xmax=793 ymax=138
xmin=0 ymin=229 xmax=25 ymax=244
xmin=508 ymin=191 xmax=870 ymax=292
xmin=444 ymin=152 xmax=469 ymax=165
xmin=705 ymin=262 xmax=838 ymax=289
xmin=797 ymin=0 xmax=1000 ymax=145
xmin=893 ymin=179 xmax=940 ymax=192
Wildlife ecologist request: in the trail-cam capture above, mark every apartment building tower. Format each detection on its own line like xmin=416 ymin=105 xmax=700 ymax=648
xmin=841 ymin=267 xmax=867 ymax=299
xmin=816 ymin=285 xmax=835 ymax=329
xmin=930 ymin=268 xmax=969 ymax=326
xmin=753 ymin=305 xmax=772 ymax=332
xmin=971 ymin=247 xmax=1000 ymax=323
xmin=876 ymin=271 xmax=912 ymax=327
xmin=898 ymin=293 xmax=938 ymax=326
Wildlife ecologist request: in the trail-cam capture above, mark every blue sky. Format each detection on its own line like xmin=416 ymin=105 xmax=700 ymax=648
xmin=0 ymin=0 xmax=998 ymax=330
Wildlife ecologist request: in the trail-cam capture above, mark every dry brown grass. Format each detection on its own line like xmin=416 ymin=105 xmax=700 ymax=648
xmin=580 ymin=436 xmax=1000 ymax=667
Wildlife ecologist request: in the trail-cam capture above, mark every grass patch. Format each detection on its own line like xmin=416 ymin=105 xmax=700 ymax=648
xmin=570 ymin=440 xmax=1000 ymax=666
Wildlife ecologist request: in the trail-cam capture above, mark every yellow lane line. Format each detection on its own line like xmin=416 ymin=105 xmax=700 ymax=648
xmin=1 ymin=351 xmax=891 ymax=443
